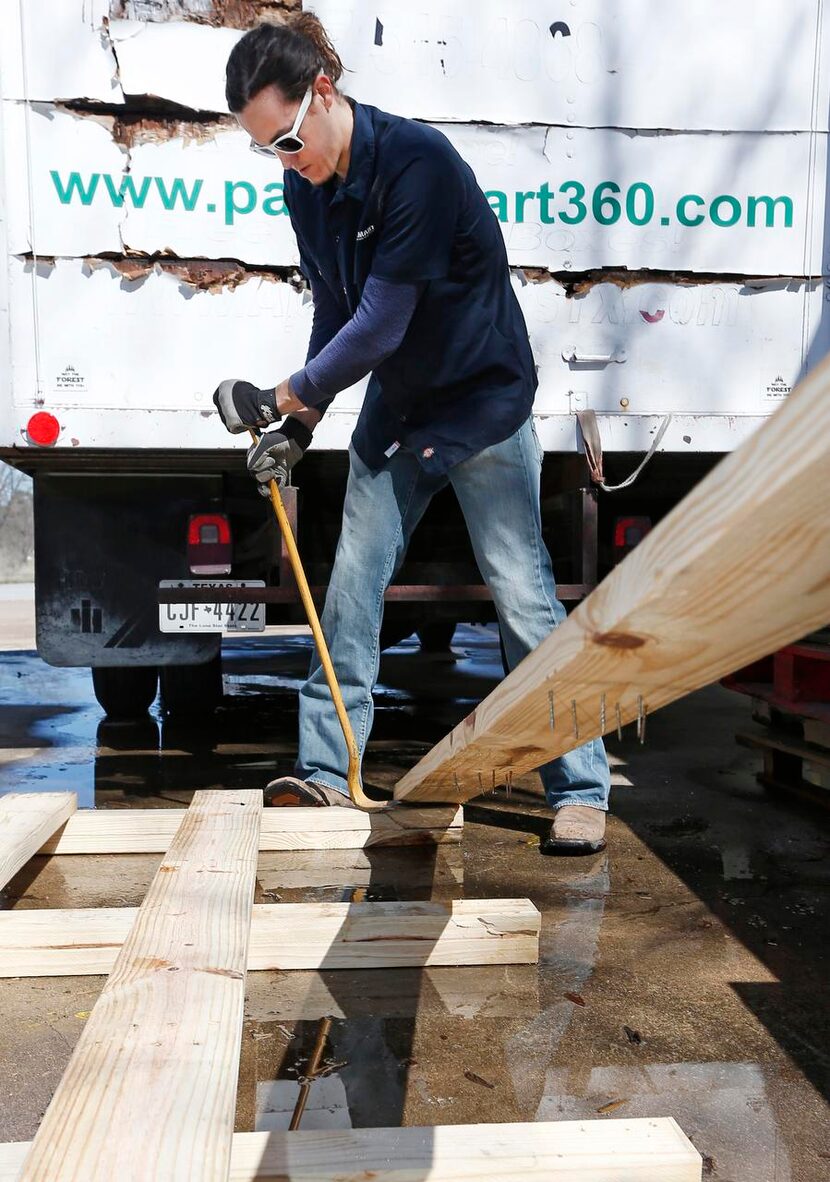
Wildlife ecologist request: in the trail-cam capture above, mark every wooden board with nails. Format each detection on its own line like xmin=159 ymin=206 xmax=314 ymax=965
xmin=395 ymin=353 xmax=830 ymax=803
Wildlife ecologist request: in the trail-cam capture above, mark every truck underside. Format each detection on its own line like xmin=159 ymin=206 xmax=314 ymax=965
xmin=0 ymin=445 xmax=721 ymax=719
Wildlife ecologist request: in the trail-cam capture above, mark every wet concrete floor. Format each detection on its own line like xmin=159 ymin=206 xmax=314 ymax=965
xmin=0 ymin=625 xmax=828 ymax=1179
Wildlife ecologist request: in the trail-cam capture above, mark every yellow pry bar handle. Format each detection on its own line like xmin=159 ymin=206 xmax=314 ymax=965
xmin=249 ymin=429 xmax=390 ymax=811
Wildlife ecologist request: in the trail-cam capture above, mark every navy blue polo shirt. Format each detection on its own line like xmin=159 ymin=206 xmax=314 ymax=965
xmin=283 ymin=101 xmax=537 ymax=474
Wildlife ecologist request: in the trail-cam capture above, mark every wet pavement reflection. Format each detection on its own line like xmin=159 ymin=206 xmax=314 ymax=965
xmin=1 ymin=626 xmax=828 ymax=1178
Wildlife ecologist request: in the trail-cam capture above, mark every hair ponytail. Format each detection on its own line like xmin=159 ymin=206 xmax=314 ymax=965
xmin=289 ymin=13 xmax=343 ymax=84
xmin=225 ymin=13 xmax=344 ymax=113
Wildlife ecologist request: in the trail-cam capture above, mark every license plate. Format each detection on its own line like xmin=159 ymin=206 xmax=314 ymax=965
xmin=159 ymin=580 xmax=266 ymax=633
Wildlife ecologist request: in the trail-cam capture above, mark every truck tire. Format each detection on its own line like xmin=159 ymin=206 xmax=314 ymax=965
xmin=159 ymin=655 xmax=223 ymax=720
xmin=417 ymin=622 xmax=456 ymax=653
xmin=92 ymin=666 xmax=159 ymax=720
xmin=379 ymin=621 xmax=416 ymax=651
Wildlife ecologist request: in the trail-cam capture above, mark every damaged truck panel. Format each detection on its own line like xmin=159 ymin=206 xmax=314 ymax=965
xmin=109 ymin=1 xmax=300 ymax=27
xmin=2 ymin=259 xmax=827 ymax=455
xmin=2 ymin=105 xmax=126 ymax=257
xmin=4 ymin=103 xmax=825 ymax=275
xmin=8 ymin=1 xmax=828 ymax=131
xmin=311 ymin=0 xmax=830 ymax=133
xmin=440 ymin=123 xmax=826 ymax=276
xmin=2 ymin=258 xmax=317 ymax=430
xmin=2 ymin=104 xmax=298 ymax=263
xmin=0 ymin=1 xmax=123 ymax=105
xmin=107 ymin=19 xmax=244 ymax=113
xmin=524 ymin=279 xmax=830 ymax=424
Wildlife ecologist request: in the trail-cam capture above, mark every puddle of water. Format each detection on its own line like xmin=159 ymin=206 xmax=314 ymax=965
xmin=504 ymin=856 xmax=610 ymax=1113
xmin=244 ymin=962 xmax=541 ymax=1026
xmin=536 ymin=1062 xmax=792 ymax=1182
xmin=256 ymin=1075 xmax=351 ymax=1132
xmin=0 ymin=625 xmax=504 ymax=805
xmin=720 ymin=844 xmax=755 ymax=881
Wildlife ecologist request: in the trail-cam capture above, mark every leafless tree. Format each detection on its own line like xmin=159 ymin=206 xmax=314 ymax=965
xmin=0 ymin=461 xmax=33 ymax=575
xmin=1 ymin=459 xmax=29 ymax=507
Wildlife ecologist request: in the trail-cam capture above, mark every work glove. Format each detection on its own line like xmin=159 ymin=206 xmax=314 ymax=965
xmin=213 ymin=379 xmax=282 ymax=434
xmin=247 ymin=418 xmax=314 ymax=495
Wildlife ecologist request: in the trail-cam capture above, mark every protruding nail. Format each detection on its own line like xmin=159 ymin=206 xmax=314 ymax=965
xmin=615 ymin=702 xmax=623 ymax=741
xmin=571 ymin=699 xmax=579 ymax=740
xmin=637 ymin=695 xmax=647 ymax=744
xmin=548 ymin=688 xmax=555 ymax=730
xmin=600 ymin=692 xmax=607 ymax=732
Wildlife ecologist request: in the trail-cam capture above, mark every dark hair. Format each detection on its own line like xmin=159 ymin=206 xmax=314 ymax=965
xmin=225 ymin=14 xmax=343 ymax=113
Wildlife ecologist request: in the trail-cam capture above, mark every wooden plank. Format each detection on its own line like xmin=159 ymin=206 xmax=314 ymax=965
xmin=17 ymin=789 xmax=261 ymax=1182
xmin=0 ymin=898 xmax=539 ymax=977
xmin=0 ymin=793 xmax=77 ymax=890
xmin=757 ymin=773 xmax=830 ymax=810
xmin=37 ymin=805 xmax=461 ymax=855
xmin=256 ymin=847 xmax=463 ymax=890
xmin=736 ymin=729 xmax=830 ymax=769
xmin=0 ymin=1119 xmax=701 ymax=1181
xmin=396 ymin=352 xmax=830 ymax=803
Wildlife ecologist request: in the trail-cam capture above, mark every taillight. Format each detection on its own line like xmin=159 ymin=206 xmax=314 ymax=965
xmin=26 ymin=412 xmax=61 ymax=447
xmin=613 ymin=515 xmax=652 ymax=563
xmin=188 ymin=513 xmax=232 ymax=575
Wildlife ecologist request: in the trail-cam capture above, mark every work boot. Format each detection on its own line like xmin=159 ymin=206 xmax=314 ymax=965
xmin=542 ymin=805 xmax=607 ymax=855
xmin=264 ymin=776 xmax=356 ymax=808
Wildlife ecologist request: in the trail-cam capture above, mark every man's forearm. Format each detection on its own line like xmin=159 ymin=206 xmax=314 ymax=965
xmin=290 ymin=276 xmax=423 ymax=406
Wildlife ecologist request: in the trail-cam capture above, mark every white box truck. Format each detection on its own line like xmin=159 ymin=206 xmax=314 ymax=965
xmin=2 ymin=0 xmax=828 ymax=717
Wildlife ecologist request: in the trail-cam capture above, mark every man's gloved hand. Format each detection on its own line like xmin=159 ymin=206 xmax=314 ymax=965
xmin=246 ymin=418 xmax=314 ymax=495
xmin=213 ymin=379 xmax=282 ymax=434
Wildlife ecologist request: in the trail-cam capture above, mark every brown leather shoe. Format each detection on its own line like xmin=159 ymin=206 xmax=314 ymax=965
xmin=542 ymin=805 xmax=607 ymax=855
xmin=264 ymin=776 xmax=357 ymax=808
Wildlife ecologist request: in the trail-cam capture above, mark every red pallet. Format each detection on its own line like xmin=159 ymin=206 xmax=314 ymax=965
xmin=722 ymin=642 xmax=830 ymax=725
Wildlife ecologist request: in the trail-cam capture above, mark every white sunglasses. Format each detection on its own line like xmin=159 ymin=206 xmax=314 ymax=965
xmin=249 ymin=84 xmax=314 ymax=157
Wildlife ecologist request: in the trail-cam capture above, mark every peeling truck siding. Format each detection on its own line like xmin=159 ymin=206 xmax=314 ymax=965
xmin=4 ymin=104 xmax=824 ymax=274
xmin=310 ymin=0 xmax=830 ymax=133
xmin=110 ymin=1 xmax=300 ymax=29
xmin=1 ymin=0 xmax=829 ymax=458
xmin=1 ymin=260 xmax=825 ymax=455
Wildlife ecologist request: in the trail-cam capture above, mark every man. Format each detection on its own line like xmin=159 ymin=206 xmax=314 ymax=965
xmin=214 ymin=18 xmax=610 ymax=853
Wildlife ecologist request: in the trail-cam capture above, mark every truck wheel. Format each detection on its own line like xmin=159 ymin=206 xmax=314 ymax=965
xmin=379 ymin=621 xmax=416 ymax=651
xmin=417 ymin=622 xmax=457 ymax=653
xmin=91 ymin=666 xmax=159 ymax=720
xmin=159 ymin=655 xmax=223 ymax=719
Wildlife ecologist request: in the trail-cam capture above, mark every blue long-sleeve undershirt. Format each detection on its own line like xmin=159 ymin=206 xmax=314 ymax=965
xmin=290 ymin=274 xmax=423 ymax=407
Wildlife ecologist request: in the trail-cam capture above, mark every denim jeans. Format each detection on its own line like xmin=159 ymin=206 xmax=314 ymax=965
xmin=296 ymin=417 xmax=611 ymax=811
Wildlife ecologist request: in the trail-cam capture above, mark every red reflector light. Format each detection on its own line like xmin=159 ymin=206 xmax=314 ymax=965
xmin=188 ymin=513 xmax=232 ymax=576
xmin=614 ymin=516 xmax=652 ymax=550
xmin=26 ymin=412 xmax=60 ymax=447
xmin=613 ymin=515 xmax=652 ymax=564
xmin=188 ymin=514 xmax=231 ymax=546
